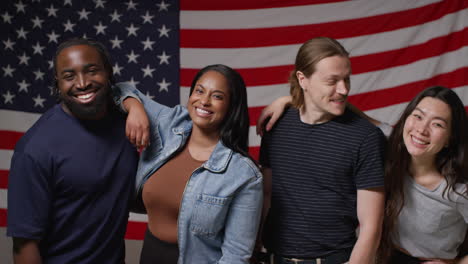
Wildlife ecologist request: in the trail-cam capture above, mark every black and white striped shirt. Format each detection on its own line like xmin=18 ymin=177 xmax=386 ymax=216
xmin=260 ymin=107 xmax=385 ymax=258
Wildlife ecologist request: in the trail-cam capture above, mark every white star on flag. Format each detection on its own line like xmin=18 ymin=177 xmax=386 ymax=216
xmin=94 ymin=22 xmax=107 ymax=35
xmin=1 ymin=12 xmax=13 ymax=24
xmin=141 ymin=11 xmax=154 ymax=24
xmin=77 ymin=8 xmax=90 ymax=20
xmin=95 ymin=0 xmax=106 ymax=9
xmin=2 ymin=65 xmax=16 ymax=77
xmin=33 ymin=69 xmax=45 ymax=81
xmin=31 ymin=16 xmax=44 ymax=28
xmin=63 ymin=20 xmax=76 ymax=32
xmin=3 ymin=39 xmax=15 ymax=50
xmin=113 ymin=63 xmax=123 ymax=75
xmin=32 ymin=42 xmax=45 ymax=55
xmin=158 ymin=25 xmax=170 ymax=38
xmin=16 ymin=27 xmax=28 ymax=39
xmin=141 ymin=65 xmax=155 ymax=78
xmin=126 ymin=0 xmax=138 ymax=10
xmin=2 ymin=91 xmax=15 ymax=104
xmin=109 ymin=10 xmax=121 ymax=22
xmin=15 ymin=1 xmax=27 ymax=13
xmin=157 ymin=78 xmax=171 ymax=92
xmin=17 ymin=80 xmax=30 ymax=93
xmin=47 ymin=31 xmax=60 ymax=43
xmin=157 ymin=0 xmax=170 ymax=11
xmin=126 ymin=51 xmax=140 ymax=64
xmin=141 ymin=37 xmax=155 ymax=51
xmin=126 ymin=24 xmax=139 ymax=37
xmin=157 ymin=51 xmax=171 ymax=65
xmin=110 ymin=36 xmax=123 ymax=49
xmin=46 ymin=4 xmax=58 ymax=17
xmin=33 ymin=94 xmax=46 ymax=108
xmin=18 ymin=53 xmax=30 ymax=65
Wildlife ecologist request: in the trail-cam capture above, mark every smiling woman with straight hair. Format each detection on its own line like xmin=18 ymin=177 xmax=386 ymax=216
xmin=112 ymin=64 xmax=263 ymax=264
xmin=381 ymin=86 xmax=468 ymax=264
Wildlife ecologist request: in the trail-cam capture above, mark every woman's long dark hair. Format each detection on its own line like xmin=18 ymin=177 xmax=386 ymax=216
xmin=380 ymin=86 xmax=468 ymax=262
xmin=189 ymin=64 xmax=251 ymax=158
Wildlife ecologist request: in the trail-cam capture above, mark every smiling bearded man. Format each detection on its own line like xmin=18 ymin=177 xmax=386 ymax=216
xmin=55 ymin=40 xmax=113 ymax=120
xmin=6 ymin=38 xmax=139 ymax=264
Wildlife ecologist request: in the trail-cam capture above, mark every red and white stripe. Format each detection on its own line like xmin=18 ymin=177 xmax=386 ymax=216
xmin=1 ymin=0 xmax=468 ymax=241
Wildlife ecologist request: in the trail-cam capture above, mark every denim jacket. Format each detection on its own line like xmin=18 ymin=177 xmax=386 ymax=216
xmin=113 ymin=83 xmax=263 ymax=264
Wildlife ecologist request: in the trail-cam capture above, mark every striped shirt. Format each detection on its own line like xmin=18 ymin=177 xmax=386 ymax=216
xmin=260 ymin=107 xmax=385 ymax=258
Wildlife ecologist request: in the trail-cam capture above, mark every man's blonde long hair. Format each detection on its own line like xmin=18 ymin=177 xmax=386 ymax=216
xmin=290 ymin=37 xmax=349 ymax=109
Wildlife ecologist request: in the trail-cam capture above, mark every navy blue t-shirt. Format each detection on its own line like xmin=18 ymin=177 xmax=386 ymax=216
xmin=7 ymin=104 xmax=138 ymax=263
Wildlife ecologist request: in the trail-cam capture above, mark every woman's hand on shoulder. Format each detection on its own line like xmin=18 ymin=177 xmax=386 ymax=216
xmin=124 ymin=97 xmax=150 ymax=151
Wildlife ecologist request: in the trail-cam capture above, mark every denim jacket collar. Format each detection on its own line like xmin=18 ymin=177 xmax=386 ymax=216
xmin=203 ymin=141 xmax=233 ymax=173
xmin=172 ymin=124 xmax=233 ymax=174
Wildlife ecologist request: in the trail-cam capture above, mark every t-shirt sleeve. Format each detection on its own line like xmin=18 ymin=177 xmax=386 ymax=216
xmin=455 ymin=186 xmax=468 ymax=223
xmin=7 ymin=151 xmax=52 ymax=240
xmin=354 ymin=127 xmax=386 ymax=189
xmin=259 ymin=132 xmax=271 ymax=168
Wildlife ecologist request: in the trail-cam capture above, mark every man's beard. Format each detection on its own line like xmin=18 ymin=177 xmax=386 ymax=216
xmin=60 ymin=86 xmax=112 ymax=120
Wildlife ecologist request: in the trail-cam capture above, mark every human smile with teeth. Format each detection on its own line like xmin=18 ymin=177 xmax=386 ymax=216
xmin=410 ymin=135 xmax=428 ymax=146
xmin=188 ymin=70 xmax=230 ymax=133
xmin=402 ymin=97 xmax=451 ymax=160
xmin=195 ymin=107 xmax=213 ymax=116
xmin=74 ymin=91 xmax=98 ymax=103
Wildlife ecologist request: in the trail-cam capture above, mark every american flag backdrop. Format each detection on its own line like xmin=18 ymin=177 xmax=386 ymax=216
xmin=1 ymin=0 xmax=468 ymax=251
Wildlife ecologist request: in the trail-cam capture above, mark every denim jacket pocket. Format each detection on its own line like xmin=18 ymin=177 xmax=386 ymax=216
xmin=190 ymin=193 xmax=232 ymax=238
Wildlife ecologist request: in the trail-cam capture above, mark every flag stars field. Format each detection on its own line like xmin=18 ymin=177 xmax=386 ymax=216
xmin=1 ymin=0 xmax=179 ymax=244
